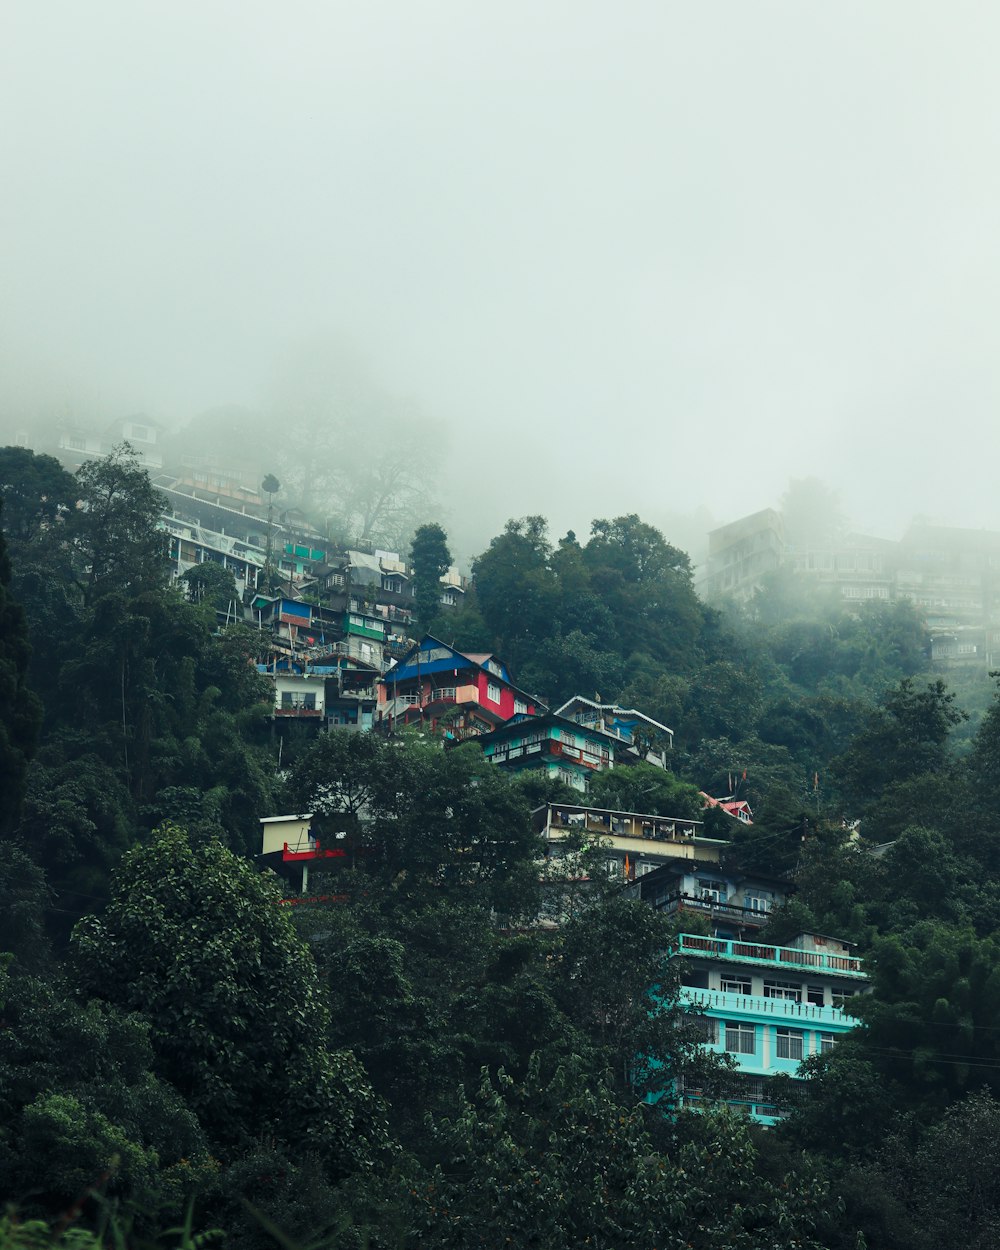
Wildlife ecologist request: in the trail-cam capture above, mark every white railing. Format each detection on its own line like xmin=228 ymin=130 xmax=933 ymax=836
xmin=676 ymin=933 xmax=864 ymax=976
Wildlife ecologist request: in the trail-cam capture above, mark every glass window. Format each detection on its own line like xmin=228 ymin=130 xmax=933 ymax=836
xmin=487 ymin=681 xmax=502 ymax=703
xmin=693 ymin=1016 xmax=718 ymax=1044
xmin=721 ymin=974 xmax=751 ymax=995
xmin=514 ymin=697 xmax=527 ymax=715
xmin=806 ymin=985 xmax=825 ymax=1006
xmin=819 ymin=1032 xmax=836 ymax=1054
xmin=775 ymin=1028 xmax=804 ymax=1061
xmin=763 ymin=980 xmax=802 ymax=1002
xmin=725 ymin=1022 xmax=755 ymax=1055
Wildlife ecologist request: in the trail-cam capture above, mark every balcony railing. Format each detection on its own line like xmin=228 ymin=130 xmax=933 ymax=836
xmin=661 ymin=892 xmax=771 ymax=925
xmin=675 ymin=932 xmax=865 ymax=977
xmin=547 ymin=808 xmax=700 ymax=842
xmin=275 ymin=698 xmax=322 ymax=717
xmin=681 ymin=987 xmax=854 ymax=1025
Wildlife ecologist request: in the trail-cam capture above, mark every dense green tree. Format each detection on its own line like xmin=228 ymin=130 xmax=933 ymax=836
xmin=0 ymin=516 xmax=42 ymax=833
xmin=0 ymin=845 xmax=51 ymax=972
xmin=286 ymin=733 xmax=540 ymax=916
xmin=583 ymin=514 xmax=706 ymax=669
xmin=516 ymin=627 xmax=625 ymax=706
xmin=471 ymin=516 xmax=559 ymax=667
xmin=69 ymin=444 xmax=168 ymax=605
xmin=0 ymin=963 xmax=212 ymax=1219
xmin=586 ymin=761 xmax=704 ymax=822
xmin=180 ymin=559 xmax=240 ymax=611
xmin=413 ymin=1061 xmax=833 ymax=1250
xmin=831 ymin=678 xmax=966 ymax=815
xmin=411 ymin=522 xmax=452 ymax=632
xmin=72 ymin=825 xmax=388 ymax=1173
xmin=853 ymin=923 xmax=1000 ymax=1109
xmin=0 ymin=446 xmax=79 ymax=550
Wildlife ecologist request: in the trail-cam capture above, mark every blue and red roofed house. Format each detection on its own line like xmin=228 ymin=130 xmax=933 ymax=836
xmin=377 ymin=636 xmax=543 ymax=737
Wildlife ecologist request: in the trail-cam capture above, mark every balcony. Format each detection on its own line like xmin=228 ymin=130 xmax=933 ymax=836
xmin=681 ymin=986 xmax=854 ymax=1026
xmin=661 ymin=892 xmax=770 ymax=927
xmin=275 ymin=698 xmax=322 ymax=717
xmin=545 ymin=806 xmax=702 ymax=844
xmin=491 ymin=740 xmax=609 ymax=770
xmin=675 ymin=932 xmax=865 ymax=977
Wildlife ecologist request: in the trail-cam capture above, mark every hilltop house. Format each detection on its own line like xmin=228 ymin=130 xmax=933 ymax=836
xmin=630 ymin=858 xmax=866 ymax=1124
xmin=668 ymin=929 xmax=866 ymax=1124
xmin=554 ymin=696 xmax=674 ymax=767
xmin=627 ymin=860 xmax=784 ymax=933
xmin=377 ymin=636 xmax=542 ymax=736
xmin=534 ymin=803 xmax=726 ymax=880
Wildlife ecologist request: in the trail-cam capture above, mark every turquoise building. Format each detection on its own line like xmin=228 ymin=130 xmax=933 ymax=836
xmin=672 ymin=930 xmax=867 ymax=1124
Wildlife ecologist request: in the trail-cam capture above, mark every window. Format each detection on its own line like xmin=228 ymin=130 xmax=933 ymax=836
xmin=281 ymin=691 xmax=293 ymax=707
xmin=514 ymin=697 xmax=527 ymax=715
xmin=819 ymin=1032 xmax=836 ymax=1054
xmin=636 ymin=861 xmax=656 ymax=876
xmin=697 ymin=878 xmax=726 ymax=901
xmin=692 ymin=1017 xmax=718 ymax=1044
xmin=302 ymin=693 xmax=316 ymax=710
xmin=763 ymin=979 xmax=802 ymax=1002
xmin=806 ymin=985 xmax=825 ymax=1007
xmin=721 ymin=973 xmax=751 ymax=995
xmin=487 ymin=681 xmax=502 ymax=704
xmin=745 ymin=893 xmax=770 ymax=913
xmin=775 ymin=1028 xmax=804 ymax=1061
xmin=682 ymin=968 xmax=710 ymax=989
xmin=725 ymin=1022 xmax=755 ymax=1055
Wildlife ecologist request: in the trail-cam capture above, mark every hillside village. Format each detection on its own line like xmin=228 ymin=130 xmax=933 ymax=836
xmin=5 ymin=439 xmax=1000 ymax=1249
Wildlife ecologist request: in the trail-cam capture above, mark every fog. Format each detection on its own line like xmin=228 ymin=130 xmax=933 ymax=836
xmin=4 ymin=1 xmax=1000 ymax=565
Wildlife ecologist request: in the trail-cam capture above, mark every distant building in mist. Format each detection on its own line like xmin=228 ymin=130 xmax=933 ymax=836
xmin=704 ymin=508 xmax=1000 ymax=667
xmin=56 ymin=414 xmax=164 ymax=470
xmin=701 ymin=509 xmax=784 ymax=601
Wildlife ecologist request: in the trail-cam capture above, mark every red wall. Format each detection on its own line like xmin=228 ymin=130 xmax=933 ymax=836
xmin=476 ymin=671 xmax=517 ymax=718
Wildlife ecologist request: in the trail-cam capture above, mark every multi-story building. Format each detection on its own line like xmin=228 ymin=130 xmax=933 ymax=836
xmin=160 ymin=515 xmax=265 ymax=593
xmin=534 ymin=803 xmax=726 ymax=878
xmin=669 ymin=929 xmax=866 ymax=1124
xmin=56 ymin=415 xmax=165 ymax=471
xmin=478 ymin=698 xmax=675 ymax=790
xmin=701 ymin=509 xmax=785 ymax=602
xmin=378 ymin=636 xmax=543 ymax=736
xmin=553 ymin=696 xmax=674 ymax=766
xmin=631 ymin=861 xmax=866 ymax=1123
xmin=627 ymin=859 xmax=784 ymax=933
xmin=477 ymin=714 xmax=621 ymax=791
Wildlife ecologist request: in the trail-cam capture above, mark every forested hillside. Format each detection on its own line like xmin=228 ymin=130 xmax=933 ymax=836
xmin=4 ymin=447 xmax=1000 ymax=1249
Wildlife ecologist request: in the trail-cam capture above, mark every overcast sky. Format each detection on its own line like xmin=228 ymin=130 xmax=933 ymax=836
xmin=4 ymin=2 xmax=1000 ymax=560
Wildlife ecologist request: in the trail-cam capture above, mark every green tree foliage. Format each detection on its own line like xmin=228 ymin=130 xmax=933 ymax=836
xmin=285 ymin=733 xmax=540 ymax=916
xmin=72 ymin=825 xmax=388 ymax=1174
xmin=831 ymin=678 xmax=966 ymax=816
xmin=0 ymin=446 xmax=79 ymax=550
xmin=471 ymin=516 xmax=559 ymax=671
xmin=0 ymin=963 xmax=212 ymax=1219
xmin=413 ymin=1062 xmax=833 ymax=1250
xmin=851 ymin=924 xmax=1000 ymax=1109
xmin=179 ymin=560 xmax=240 ymax=612
xmin=410 ymin=522 xmax=452 ymax=631
xmin=585 ymin=762 xmax=704 ymax=822
xmin=69 ymin=443 xmax=168 ymax=605
xmin=0 ymin=516 xmax=42 ymax=833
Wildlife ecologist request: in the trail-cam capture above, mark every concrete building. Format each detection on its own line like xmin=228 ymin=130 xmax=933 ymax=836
xmin=670 ymin=929 xmax=866 ymax=1124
